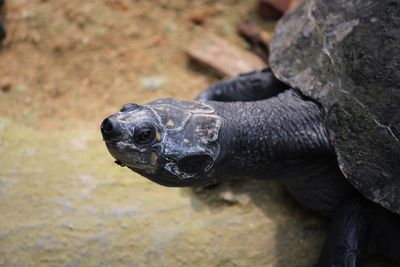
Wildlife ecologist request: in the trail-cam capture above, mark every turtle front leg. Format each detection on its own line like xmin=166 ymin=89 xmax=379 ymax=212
xmin=315 ymin=195 xmax=369 ymax=267
xmin=197 ymin=68 xmax=288 ymax=102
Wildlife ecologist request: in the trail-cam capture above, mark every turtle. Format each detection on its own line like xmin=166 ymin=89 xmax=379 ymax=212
xmin=100 ymin=0 xmax=400 ymax=266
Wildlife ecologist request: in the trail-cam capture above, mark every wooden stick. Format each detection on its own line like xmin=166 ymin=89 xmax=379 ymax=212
xmin=187 ymin=33 xmax=267 ymax=77
xmin=237 ymin=20 xmax=272 ymax=63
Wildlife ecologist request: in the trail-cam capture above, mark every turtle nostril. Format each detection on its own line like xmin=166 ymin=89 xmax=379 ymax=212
xmin=101 ymin=116 xmax=122 ymax=140
xmin=102 ymin=119 xmax=113 ymax=132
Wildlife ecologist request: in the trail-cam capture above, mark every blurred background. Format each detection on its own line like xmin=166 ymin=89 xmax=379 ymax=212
xmin=0 ymin=1 xmax=392 ymax=266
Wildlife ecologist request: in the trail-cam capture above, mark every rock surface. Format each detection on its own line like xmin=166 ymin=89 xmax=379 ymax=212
xmin=0 ymin=118 xmax=324 ymax=267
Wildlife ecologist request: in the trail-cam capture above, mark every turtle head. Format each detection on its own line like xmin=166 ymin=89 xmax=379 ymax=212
xmin=101 ymin=99 xmax=222 ymax=187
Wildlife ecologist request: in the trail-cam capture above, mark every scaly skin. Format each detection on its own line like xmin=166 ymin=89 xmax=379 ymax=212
xmin=206 ymin=90 xmax=333 ymax=180
xmin=197 ymin=69 xmax=288 ymax=102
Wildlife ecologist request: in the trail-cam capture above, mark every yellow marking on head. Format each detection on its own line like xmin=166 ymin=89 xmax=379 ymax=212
xmin=151 ymin=152 xmax=158 ymax=165
xmin=156 ymin=131 xmax=161 ymax=141
xmin=166 ymin=119 xmax=174 ymax=128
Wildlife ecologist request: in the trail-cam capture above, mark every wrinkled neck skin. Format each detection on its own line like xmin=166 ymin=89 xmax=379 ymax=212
xmin=208 ymin=90 xmax=334 ymax=181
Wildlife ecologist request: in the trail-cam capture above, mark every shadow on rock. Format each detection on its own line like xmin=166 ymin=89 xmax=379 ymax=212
xmin=183 ymin=179 xmax=328 ymax=267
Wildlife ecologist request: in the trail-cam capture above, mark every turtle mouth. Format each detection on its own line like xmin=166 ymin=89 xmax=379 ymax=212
xmin=104 ymin=141 xmax=159 ymax=173
xmin=134 ymin=167 xmax=216 ymax=187
xmin=105 ymin=140 xmax=217 ymax=186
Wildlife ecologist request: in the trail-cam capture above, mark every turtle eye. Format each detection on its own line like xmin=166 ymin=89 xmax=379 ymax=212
xmin=121 ymin=103 xmax=140 ymax=112
xmin=133 ymin=122 xmax=156 ymax=145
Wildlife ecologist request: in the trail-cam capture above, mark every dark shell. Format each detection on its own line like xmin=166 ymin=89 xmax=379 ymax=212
xmin=270 ymin=0 xmax=400 ymax=214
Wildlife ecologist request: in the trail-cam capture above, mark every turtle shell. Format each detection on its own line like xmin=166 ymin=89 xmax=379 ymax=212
xmin=270 ymin=0 xmax=400 ymax=214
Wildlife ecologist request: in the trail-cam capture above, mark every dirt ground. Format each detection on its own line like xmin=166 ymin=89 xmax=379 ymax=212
xmin=0 ymin=0 xmax=274 ymax=130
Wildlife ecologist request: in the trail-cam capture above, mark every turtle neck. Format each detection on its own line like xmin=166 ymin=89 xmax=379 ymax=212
xmin=207 ymin=89 xmax=334 ymax=180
